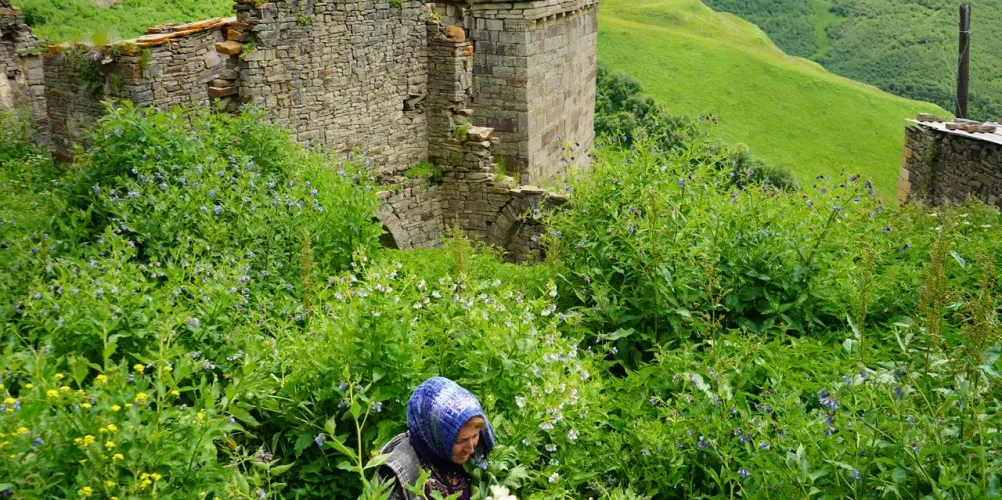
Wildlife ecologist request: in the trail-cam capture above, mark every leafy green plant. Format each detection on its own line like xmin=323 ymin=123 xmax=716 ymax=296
xmin=453 ymin=122 xmax=470 ymax=143
xmin=402 ymin=160 xmax=443 ymax=185
xmin=239 ymin=40 xmax=257 ymax=61
xmin=62 ymin=47 xmax=104 ymax=96
xmin=138 ymin=48 xmax=152 ymax=74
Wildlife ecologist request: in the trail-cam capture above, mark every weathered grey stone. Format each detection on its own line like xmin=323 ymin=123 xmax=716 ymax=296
xmin=900 ymin=123 xmax=1002 ymax=210
xmin=4 ymin=0 xmax=594 ymax=261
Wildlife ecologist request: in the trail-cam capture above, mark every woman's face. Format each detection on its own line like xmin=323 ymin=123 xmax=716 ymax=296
xmin=451 ymin=421 xmax=481 ymax=464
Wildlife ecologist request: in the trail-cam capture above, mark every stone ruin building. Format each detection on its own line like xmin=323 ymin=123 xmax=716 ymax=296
xmin=899 ymin=114 xmax=1002 ymax=210
xmin=0 ymin=0 xmax=599 ymax=261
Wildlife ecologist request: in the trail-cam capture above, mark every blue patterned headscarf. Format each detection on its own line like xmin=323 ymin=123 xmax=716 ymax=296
xmin=406 ymin=377 xmax=496 ymax=462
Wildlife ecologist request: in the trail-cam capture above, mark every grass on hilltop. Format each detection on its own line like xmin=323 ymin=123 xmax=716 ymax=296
xmin=599 ymin=0 xmax=948 ymax=194
xmin=11 ymin=0 xmax=232 ymax=43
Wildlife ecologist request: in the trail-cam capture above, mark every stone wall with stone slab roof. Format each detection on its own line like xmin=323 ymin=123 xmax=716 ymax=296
xmin=899 ymin=122 xmax=1002 ymax=210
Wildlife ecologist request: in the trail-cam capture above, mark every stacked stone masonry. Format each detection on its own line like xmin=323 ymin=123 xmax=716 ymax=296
xmin=899 ymin=123 xmax=1002 ymax=209
xmin=0 ymin=0 xmax=597 ymax=260
xmin=0 ymin=0 xmax=46 ymax=145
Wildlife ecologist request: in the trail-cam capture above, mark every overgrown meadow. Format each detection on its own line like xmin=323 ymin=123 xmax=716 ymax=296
xmin=0 ymin=101 xmax=1000 ymax=499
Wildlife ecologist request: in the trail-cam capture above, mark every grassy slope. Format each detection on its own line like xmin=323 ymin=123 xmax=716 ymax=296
xmin=599 ymin=0 xmax=947 ymax=194
xmin=11 ymin=0 xmax=232 ymax=43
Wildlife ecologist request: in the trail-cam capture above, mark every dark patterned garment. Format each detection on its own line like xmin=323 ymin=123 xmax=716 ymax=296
xmin=374 ymin=377 xmax=496 ymax=500
xmin=412 ymin=432 xmax=471 ymax=500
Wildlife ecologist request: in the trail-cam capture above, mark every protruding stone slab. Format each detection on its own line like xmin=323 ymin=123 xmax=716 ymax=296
xmin=208 ymin=86 xmax=237 ymax=98
xmin=467 ymin=126 xmax=493 ymax=141
xmin=215 ymin=40 xmax=243 ymax=56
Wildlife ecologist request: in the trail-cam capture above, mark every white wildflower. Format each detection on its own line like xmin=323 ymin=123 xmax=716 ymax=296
xmin=485 ymin=485 xmax=518 ymax=500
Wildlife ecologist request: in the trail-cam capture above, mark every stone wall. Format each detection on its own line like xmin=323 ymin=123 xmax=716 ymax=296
xmin=377 ymin=166 xmax=561 ymax=261
xmin=465 ymin=0 xmax=598 ymax=184
xmin=41 ymin=19 xmax=236 ymax=158
xmin=5 ymin=0 xmax=596 ymax=258
xmin=234 ymin=0 xmax=428 ymax=178
xmin=899 ymin=121 xmax=1002 ymax=209
xmin=0 ymin=0 xmax=46 ymax=143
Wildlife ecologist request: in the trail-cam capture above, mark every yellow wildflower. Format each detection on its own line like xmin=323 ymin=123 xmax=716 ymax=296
xmin=78 ymin=486 xmax=93 ymax=497
xmin=105 ymin=480 xmax=116 ymax=488
xmin=112 ymin=453 xmax=124 ymax=461
xmin=46 ymin=390 xmax=59 ymax=399
xmin=196 ymin=410 xmax=205 ymax=421
xmin=150 ymin=473 xmax=162 ymax=481
xmin=104 ymin=441 xmax=116 ymax=450
xmin=139 ymin=479 xmax=152 ymax=490
xmin=59 ymin=385 xmax=71 ymax=392
xmin=95 ymin=374 xmax=109 ymax=385
xmin=170 ymin=390 xmax=180 ymax=397
xmin=105 ymin=424 xmax=119 ymax=433
xmin=133 ymin=364 xmax=145 ymax=373
xmin=81 ymin=402 xmax=92 ymax=410
xmin=111 ymin=404 xmax=121 ymax=412
xmin=134 ymin=392 xmax=149 ymax=404
xmin=17 ymin=427 xmax=29 ymax=435
xmin=3 ymin=397 xmax=14 ymax=404
xmin=74 ymin=435 xmax=96 ymax=446
xmin=24 ymin=383 xmax=33 ymax=389
xmin=163 ymin=366 xmax=173 ymax=374
xmin=55 ymin=373 xmax=64 ymax=380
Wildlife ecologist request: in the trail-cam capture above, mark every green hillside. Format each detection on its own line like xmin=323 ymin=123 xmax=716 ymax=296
xmin=11 ymin=0 xmax=231 ymax=43
xmin=599 ymin=0 xmax=948 ymax=194
xmin=704 ymin=0 xmax=1002 ymax=121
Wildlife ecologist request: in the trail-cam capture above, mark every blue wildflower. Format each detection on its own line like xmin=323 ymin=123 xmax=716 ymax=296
xmin=738 ymin=468 xmax=750 ymax=478
xmin=314 ymin=434 xmax=325 ymax=447
xmin=819 ymin=390 xmax=839 ymax=411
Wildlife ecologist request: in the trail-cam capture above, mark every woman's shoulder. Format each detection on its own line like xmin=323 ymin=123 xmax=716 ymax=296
xmin=376 ymin=433 xmax=421 ymax=497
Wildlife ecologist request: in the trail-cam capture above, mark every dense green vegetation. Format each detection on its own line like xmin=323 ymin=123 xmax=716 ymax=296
xmin=703 ymin=0 xmax=1002 ymax=121
xmin=2 ymin=101 xmax=999 ymax=498
xmin=598 ymin=0 xmax=947 ymax=196
xmin=10 ymin=0 xmax=232 ymax=43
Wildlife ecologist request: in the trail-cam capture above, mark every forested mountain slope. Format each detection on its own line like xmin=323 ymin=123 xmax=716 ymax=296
xmin=704 ymin=0 xmax=1002 ymax=120
xmin=599 ymin=0 xmax=946 ymax=193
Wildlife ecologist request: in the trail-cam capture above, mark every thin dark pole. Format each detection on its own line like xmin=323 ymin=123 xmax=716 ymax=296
xmin=956 ymin=3 xmax=971 ymax=119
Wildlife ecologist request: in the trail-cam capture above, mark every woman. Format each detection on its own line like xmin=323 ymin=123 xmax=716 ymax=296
xmin=376 ymin=377 xmax=496 ymax=499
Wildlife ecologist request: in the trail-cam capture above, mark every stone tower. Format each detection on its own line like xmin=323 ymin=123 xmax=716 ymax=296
xmin=465 ymin=0 xmax=598 ymax=184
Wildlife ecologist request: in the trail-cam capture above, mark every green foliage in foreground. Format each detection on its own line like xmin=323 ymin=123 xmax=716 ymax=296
xmin=703 ymin=0 xmax=1002 ymax=121
xmin=599 ymin=0 xmax=948 ymax=195
xmin=11 ymin=0 xmax=233 ymax=43
xmin=1 ymin=107 xmax=1000 ymax=498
